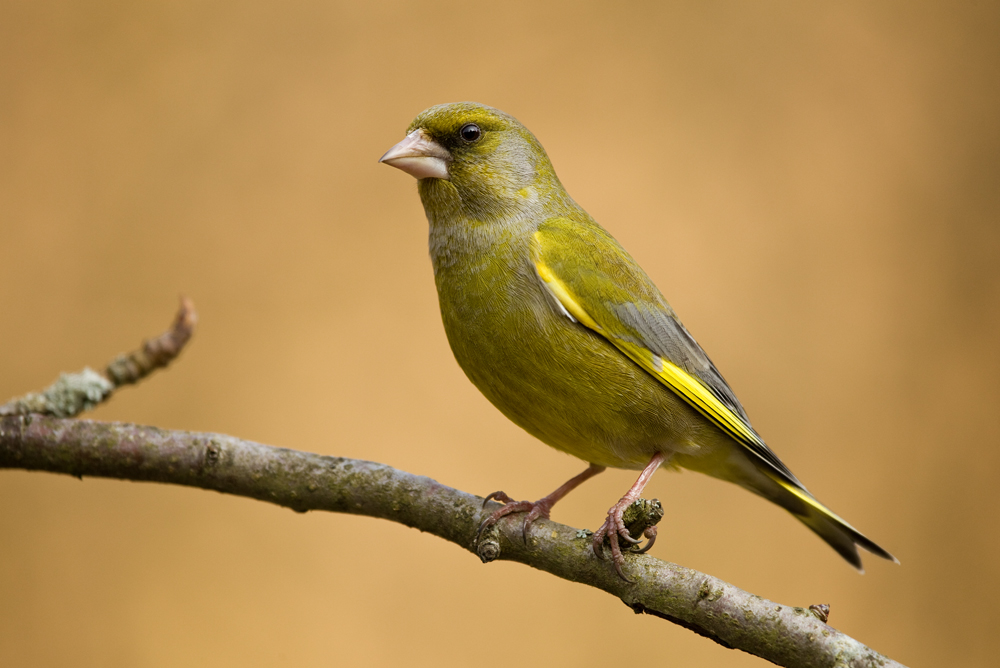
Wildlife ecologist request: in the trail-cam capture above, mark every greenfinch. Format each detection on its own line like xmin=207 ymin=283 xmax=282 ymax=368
xmin=380 ymin=102 xmax=896 ymax=579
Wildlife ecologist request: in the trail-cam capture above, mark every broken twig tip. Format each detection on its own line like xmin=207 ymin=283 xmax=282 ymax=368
xmin=104 ymin=297 xmax=198 ymax=387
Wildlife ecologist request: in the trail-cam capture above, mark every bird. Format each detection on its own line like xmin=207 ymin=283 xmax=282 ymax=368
xmin=379 ymin=101 xmax=897 ymax=579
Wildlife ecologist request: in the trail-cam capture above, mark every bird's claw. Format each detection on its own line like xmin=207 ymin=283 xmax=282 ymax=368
xmin=482 ymin=490 xmax=515 ymax=508
xmin=634 ymin=526 xmax=657 ymax=554
xmin=591 ymin=502 xmax=656 ymax=581
xmin=476 ymin=491 xmax=551 ymax=545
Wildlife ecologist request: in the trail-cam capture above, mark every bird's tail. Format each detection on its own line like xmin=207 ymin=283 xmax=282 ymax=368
xmin=681 ymin=446 xmax=897 ymax=569
xmin=764 ymin=475 xmax=898 ymax=571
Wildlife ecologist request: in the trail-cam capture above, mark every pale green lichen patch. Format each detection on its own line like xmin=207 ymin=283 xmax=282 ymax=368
xmin=1 ymin=368 xmax=112 ymax=418
xmin=697 ymin=579 xmax=724 ymax=602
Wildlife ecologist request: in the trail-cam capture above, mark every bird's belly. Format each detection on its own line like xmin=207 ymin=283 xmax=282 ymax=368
xmin=436 ymin=264 xmax=722 ymax=470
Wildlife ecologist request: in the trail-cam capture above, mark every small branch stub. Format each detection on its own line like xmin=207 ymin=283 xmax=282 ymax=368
xmin=809 ymin=603 xmax=831 ymax=623
xmin=0 ymin=298 xmax=196 ymax=418
xmin=621 ymin=497 xmax=663 ymax=552
xmin=105 ymin=297 xmax=197 ymax=387
xmin=476 ymin=524 xmax=501 ymax=563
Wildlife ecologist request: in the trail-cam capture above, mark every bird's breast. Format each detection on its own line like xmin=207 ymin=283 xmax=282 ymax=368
xmin=429 ymin=226 xmax=715 ymax=470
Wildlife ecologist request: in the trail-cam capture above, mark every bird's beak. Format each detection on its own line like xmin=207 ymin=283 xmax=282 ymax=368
xmin=379 ymin=129 xmax=451 ymax=180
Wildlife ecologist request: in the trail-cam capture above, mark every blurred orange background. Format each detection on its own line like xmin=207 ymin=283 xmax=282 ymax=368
xmin=2 ymin=2 xmax=998 ymax=666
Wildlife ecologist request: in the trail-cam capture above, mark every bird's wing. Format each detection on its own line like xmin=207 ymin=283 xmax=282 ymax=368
xmin=533 ymin=217 xmax=802 ymax=487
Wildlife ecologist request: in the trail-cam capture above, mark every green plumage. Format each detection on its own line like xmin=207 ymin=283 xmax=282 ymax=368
xmin=386 ymin=101 xmax=896 ymax=571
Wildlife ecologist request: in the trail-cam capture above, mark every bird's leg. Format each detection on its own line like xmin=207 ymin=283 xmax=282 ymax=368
xmin=477 ymin=463 xmax=606 ymax=543
xmin=592 ymin=452 xmax=666 ymax=581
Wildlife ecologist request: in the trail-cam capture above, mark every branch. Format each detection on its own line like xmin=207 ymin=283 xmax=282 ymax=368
xmin=0 ymin=415 xmax=902 ymax=668
xmin=0 ymin=297 xmax=196 ymax=417
xmin=0 ymin=300 xmax=904 ymax=667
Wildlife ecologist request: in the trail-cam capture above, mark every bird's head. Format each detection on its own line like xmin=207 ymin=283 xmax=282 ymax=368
xmin=380 ymin=102 xmax=565 ymax=221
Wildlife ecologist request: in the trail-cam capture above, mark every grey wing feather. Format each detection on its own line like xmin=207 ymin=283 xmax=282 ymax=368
xmin=609 ymin=300 xmax=803 ymax=486
xmin=611 ymin=301 xmax=750 ymax=421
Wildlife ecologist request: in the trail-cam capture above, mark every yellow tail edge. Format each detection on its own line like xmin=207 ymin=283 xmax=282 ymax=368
xmin=776 ymin=478 xmax=899 ymax=571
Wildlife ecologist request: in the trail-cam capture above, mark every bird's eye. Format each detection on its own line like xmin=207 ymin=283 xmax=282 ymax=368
xmin=460 ymin=123 xmax=482 ymax=142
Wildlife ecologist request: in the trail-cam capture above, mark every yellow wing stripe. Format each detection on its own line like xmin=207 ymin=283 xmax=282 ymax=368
xmin=536 ymin=256 xmax=763 ymax=450
xmin=535 ymin=261 xmax=603 ymax=331
xmin=649 ymin=349 xmax=761 ymax=445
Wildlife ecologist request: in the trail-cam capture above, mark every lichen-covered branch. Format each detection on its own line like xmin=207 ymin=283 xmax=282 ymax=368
xmin=0 ymin=415 xmax=904 ymax=668
xmin=0 ymin=298 xmax=196 ymax=417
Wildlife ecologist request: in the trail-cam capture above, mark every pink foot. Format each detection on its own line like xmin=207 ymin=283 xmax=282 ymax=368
xmin=591 ymin=452 xmax=667 ymax=581
xmin=476 ymin=491 xmax=553 ymax=543
xmin=591 ymin=499 xmax=644 ymax=581
xmin=474 ymin=464 xmax=606 ymax=547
